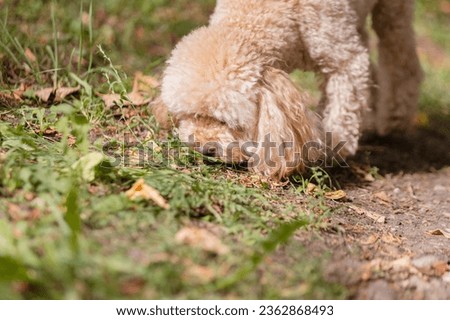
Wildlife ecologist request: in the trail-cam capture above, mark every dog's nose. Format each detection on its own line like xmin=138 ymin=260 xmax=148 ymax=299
xmin=237 ymin=161 xmax=248 ymax=169
xmin=202 ymin=145 xmax=218 ymax=157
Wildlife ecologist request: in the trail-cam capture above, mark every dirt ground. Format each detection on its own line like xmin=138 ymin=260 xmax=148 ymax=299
xmin=297 ymin=118 xmax=450 ymax=299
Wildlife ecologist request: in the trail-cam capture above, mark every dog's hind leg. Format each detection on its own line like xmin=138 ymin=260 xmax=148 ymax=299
xmin=372 ymin=0 xmax=423 ymax=135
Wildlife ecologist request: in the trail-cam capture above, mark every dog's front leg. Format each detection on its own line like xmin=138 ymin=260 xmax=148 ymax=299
xmin=298 ymin=0 xmax=371 ymax=158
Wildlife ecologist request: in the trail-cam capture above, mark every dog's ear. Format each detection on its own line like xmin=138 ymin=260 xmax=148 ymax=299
xmin=251 ymin=67 xmax=324 ymax=179
xmin=150 ymin=96 xmax=175 ymax=132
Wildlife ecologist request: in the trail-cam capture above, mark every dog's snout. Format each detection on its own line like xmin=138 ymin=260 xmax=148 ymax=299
xmin=201 ymin=145 xmax=219 ymax=157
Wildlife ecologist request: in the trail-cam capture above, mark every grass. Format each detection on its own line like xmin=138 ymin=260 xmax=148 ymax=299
xmin=415 ymin=0 xmax=450 ymax=118
xmin=0 ymin=0 xmax=449 ymax=299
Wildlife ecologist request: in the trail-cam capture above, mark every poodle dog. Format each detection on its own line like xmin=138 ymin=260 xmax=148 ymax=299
xmin=156 ymin=0 xmax=423 ymax=179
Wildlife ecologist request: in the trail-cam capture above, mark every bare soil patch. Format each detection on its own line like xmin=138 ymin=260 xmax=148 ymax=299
xmin=297 ymin=118 xmax=450 ymax=299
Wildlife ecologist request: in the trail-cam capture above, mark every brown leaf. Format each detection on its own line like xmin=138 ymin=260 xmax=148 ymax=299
xmin=432 ymin=261 xmax=449 ymax=276
xmin=67 ymin=135 xmax=77 ymax=147
xmin=98 ymin=94 xmax=116 ymax=108
xmin=361 ymin=256 xmax=419 ymax=281
xmin=351 ymin=164 xmax=375 ymax=182
xmin=29 ymin=208 xmax=41 ymax=221
xmin=381 ymin=232 xmax=402 ymax=245
xmin=34 ymin=88 xmax=54 ymax=102
xmin=183 ymin=263 xmax=215 ymax=284
xmin=99 ymin=73 xmax=156 ymax=108
xmin=99 ymin=92 xmax=151 ymax=108
xmin=388 ymin=257 xmax=413 ymax=273
xmin=0 ymin=91 xmax=22 ymax=107
xmin=7 ymin=203 xmax=41 ymax=221
xmin=325 ymin=190 xmax=347 ymax=200
xmin=7 ymin=203 xmax=22 ymax=220
xmin=427 ymin=229 xmax=450 ymax=239
xmin=349 ymin=204 xmax=386 ymax=224
xmin=24 ymin=48 xmax=37 ymax=63
xmin=413 ymin=255 xmax=449 ymax=277
xmin=125 ymin=178 xmax=170 ymax=209
xmin=133 ymin=72 xmax=160 ymax=92
xmin=175 ymin=226 xmax=229 ymax=255
xmin=120 ymin=277 xmax=146 ymax=296
xmin=55 ymin=86 xmax=80 ymax=101
xmin=374 ymin=191 xmax=392 ymax=204
xmin=360 ymin=234 xmax=379 ymax=245
xmin=35 ymin=86 xmax=80 ymax=103
xmin=34 ymin=127 xmax=59 ymax=136
xmin=127 ymin=91 xmax=151 ymax=106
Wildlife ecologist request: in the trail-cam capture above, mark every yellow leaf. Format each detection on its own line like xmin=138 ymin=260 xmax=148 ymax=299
xmin=325 ymin=190 xmax=347 ymax=200
xmin=306 ymin=183 xmax=317 ymax=195
xmin=125 ymin=179 xmax=169 ymax=209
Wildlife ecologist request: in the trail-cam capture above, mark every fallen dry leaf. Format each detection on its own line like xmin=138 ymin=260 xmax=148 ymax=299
xmin=306 ymin=183 xmax=317 ymax=195
xmin=100 ymin=94 xmax=120 ymax=108
xmin=406 ymin=183 xmax=417 ymax=199
xmin=24 ymin=48 xmax=37 ymax=63
xmin=34 ymin=127 xmax=59 ymax=137
xmin=55 ymin=86 xmax=80 ymax=101
xmin=0 ymin=92 xmax=22 ymax=107
xmin=7 ymin=203 xmax=22 ymax=220
xmin=127 ymin=91 xmax=152 ymax=106
xmin=67 ymin=135 xmax=77 ymax=147
xmin=361 ymin=256 xmax=419 ymax=281
xmin=0 ymin=84 xmax=25 ymax=107
xmin=34 ymin=88 xmax=54 ymax=102
xmin=388 ymin=256 xmax=413 ymax=273
xmin=99 ymin=73 xmax=156 ymax=108
xmin=133 ymin=71 xmax=160 ymax=92
xmin=351 ymin=164 xmax=375 ymax=182
xmin=7 ymin=203 xmax=41 ymax=221
xmin=432 ymin=261 xmax=449 ymax=277
xmin=413 ymin=255 xmax=449 ymax=277
xmin=374 ymin=191 xmax=392 ymax=204
xmin=349 ymin=204 xmax=386 ymax=224
xmin=125 ymin=178 xmax=170 ymax=209
xmin=427 ymin=229 xmax=450 ymax=239
xmin=175 ymin=226 xmax=229 ymax=255
xmin=325 ymin=190 xmax=347 ymax=200
xmin=381 ymin=232 xmax=402 ymax=245
xmin=360 ymin=234 xmax=379 ymax=245
xmin=99 ymin=92 xmax=151 ymax=108
xmin=120 ymin=277 xmax=146 ymax=296
xmin=35 ymin=86 xmax=80 ymax=103
xmin=182 ymin=262 xmax=215 ymax=284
